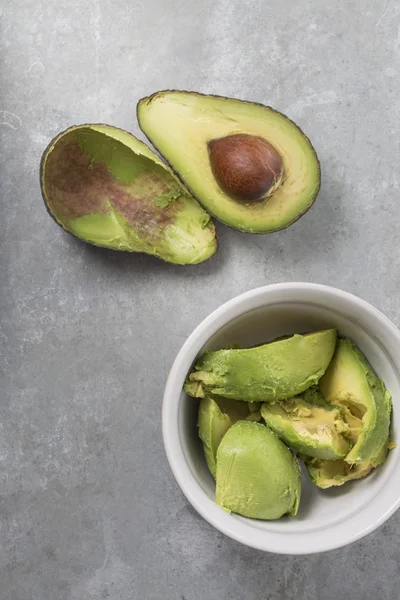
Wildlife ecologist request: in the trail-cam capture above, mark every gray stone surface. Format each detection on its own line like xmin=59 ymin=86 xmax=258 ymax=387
xmin=1 ymin=0 xmax=400 ymax=598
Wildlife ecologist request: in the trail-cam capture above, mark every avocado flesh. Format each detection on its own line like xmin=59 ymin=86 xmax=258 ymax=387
xmin=303 ymin=444 xmax=388 ymax=489
xmin=198 ymin=397 xmax=231 ymax=478
xmin=216 ymin=421 xmax=301 ymax=519
xmin=198 ymin=397 xmax=261 ymax=478
xmin=185 ymin=330 xmax=337 ymax=402
xmin=261 ymin=389 xmax=351 ymax=460
xmin=319 ymin=339 xmax=392 ymax=465
xmin=137 ymin=90 xmax=320 ymax=233
xmin=40 ymin=124 xmax=217 ymax=264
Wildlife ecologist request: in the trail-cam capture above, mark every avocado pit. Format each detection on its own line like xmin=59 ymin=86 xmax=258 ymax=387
xmin=207 ymin=133 xmax=284 ymax=203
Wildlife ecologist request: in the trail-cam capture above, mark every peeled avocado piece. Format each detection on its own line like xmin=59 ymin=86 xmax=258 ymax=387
xmin=185 ymin=330 xmax=337 ymax=402
xmin=246 ymin=401 xmax=262 ymax=422
xmin=303 ymin=444 xmax=388 ymax=489
xmin=198 ymin=397 xmax=261 ymax=477
xmin=198 ymin=397 xmax=231 ymax=478
xmin=319 ymin=339 xmax=392 ymax=465
xmin=216 ymin=421 xmax=301 ymax=519
xmin=40 ymin=124 xmax=217 ymax=265
xmin=261 ymin=389 xmax=351 ymax=460
xmin=302 ymin=339 xmax=393 ymax=489
xmin=137 ymin=90 xmax=320 ymax=233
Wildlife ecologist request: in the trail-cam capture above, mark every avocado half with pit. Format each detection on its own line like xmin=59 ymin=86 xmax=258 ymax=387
xmin=137 ymin=90 xmax=320 ymax=234
xmin=40 ymin=124 xmax=217 ymax=265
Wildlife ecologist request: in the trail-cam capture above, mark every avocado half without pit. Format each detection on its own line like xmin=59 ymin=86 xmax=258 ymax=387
xmin=137 ymin=90 xmax=321 ymax=233
xmin=40 ymin=124 xmax=217 ymax=265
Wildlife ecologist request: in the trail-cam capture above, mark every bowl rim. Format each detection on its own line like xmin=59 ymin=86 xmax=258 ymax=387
xmin=162 ymin=282 xmax=400 ymax=554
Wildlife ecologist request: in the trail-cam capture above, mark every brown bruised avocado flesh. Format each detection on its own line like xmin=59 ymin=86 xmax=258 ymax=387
xmin=40 ymin=124 xmax=217 ymax=264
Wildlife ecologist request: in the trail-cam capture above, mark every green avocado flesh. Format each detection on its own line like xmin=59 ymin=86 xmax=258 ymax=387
xmin=137 ymin=90 xmax=321 ymax=233
xmin=185 ymin=330 xmax=337 ymax=402
xmin=198 ymin=397 xmax=261 ymax=477
xmin=303 ymin=444 xmax=388 ymax=489
xmin=216 ymin=421 xmax=301 ymax=519
xmin=319 ymin=339 xmax=392 ymax=466
xmin=261 ymin=389 xmax=351 ymax=460
xmin=300 ymin=339 xmax=392 ymax=488
xmin=192 ymin=331 xmax=393 ymax=509
xmin=40 ymin=124 xmax=217 ymax=264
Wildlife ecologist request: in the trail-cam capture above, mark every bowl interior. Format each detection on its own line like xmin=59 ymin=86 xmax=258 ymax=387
xmin=178 ymin=300 xmax=399 ymax=537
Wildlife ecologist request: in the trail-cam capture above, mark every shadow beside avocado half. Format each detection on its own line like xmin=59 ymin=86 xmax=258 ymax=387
xmin=40 ymin=90 xmax=321 ymax=265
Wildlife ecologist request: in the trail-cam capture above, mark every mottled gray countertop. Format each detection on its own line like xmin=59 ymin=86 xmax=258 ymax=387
xmin=2 ymin=0 xmax=400 ymax=598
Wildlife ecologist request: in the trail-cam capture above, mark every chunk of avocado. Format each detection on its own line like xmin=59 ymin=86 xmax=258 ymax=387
xmin=198 ymin=397 xmax=232 ymax=478
xmin=137 ymin=90 xmax=320 ymax=233
xmin=261 ymin=389 xmax=351 ymax=460
xmin=40 ymin=124 xmax=217 ymax=264
xmin=246 ymin=401 xmax=262 ymax=422
xmin=185 ymin=330 xmax=337 ymax=402
xmin=319 ymin=339 xmax=392 ymax=465
xmin=198 ymin=396 xmax=260 ymax=478
xmin=302 ymin=444 xmax=388 ymax=489
xmin=216 ymin=421 xmax=301 ymax=519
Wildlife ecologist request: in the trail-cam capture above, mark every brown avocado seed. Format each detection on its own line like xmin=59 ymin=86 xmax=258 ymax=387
xmin=208 ymin=133 xmax=284 ymax=203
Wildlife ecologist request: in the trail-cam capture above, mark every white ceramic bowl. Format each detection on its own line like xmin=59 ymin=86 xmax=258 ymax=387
xmin=162 ymin=283 xmax=400 ymax=554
